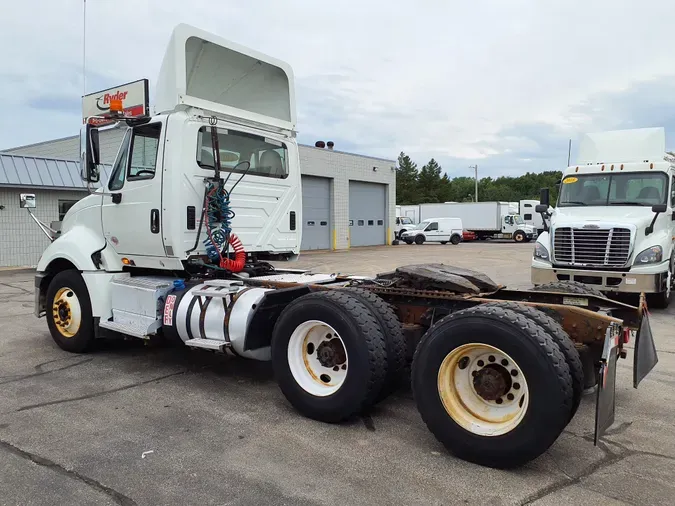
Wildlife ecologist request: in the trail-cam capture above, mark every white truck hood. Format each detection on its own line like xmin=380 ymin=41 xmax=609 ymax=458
xmin=551 ymin=206 xmax=655 ymax=230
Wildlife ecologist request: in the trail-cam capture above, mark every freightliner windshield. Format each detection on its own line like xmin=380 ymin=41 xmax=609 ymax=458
xmin=558 ymin=172 xmax=668 ymax=207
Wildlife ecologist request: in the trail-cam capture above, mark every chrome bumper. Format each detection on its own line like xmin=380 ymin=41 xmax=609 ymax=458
xmin=531 ymin=266 xmax=666 ymax=293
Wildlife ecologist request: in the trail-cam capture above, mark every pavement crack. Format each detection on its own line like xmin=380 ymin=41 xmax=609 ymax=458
xmin=0 ymin=282 xmax=31 ymax=294
xmin=0 ymin=438 xmax=136 ymax=506
xmin=0 ymin=358 xmax=94 ymax=385
xmin=15 ymin=371 xmax=186 ymax=412
xmin=519 ymin=445 xmax=626 ymax=505
xmin=603 ymin=421 xmax=633 ymax=437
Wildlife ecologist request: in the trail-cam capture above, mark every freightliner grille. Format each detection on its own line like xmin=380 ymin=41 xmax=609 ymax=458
xmin=553 ymin=227 xmax=631 ymax=267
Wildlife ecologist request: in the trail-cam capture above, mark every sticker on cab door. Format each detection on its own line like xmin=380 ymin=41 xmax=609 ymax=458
xmin=163 ymin=294 xmax=177 ymax=326
xmin=562 ymin=177 xmax=578 ymax=184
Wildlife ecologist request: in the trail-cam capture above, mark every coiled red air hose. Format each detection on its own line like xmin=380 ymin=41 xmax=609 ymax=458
xmin=220 ymin=233 xmax=246 ymax=272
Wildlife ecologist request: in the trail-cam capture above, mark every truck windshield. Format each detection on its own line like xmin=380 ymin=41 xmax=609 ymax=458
xmin=558 ymin=172 xmax=668 ymax=207
xmin=399 ymin=217 xmax=413 ymax=225
xmin=196 ymin=126 xmax=289 ymax=179
xmin=514 ymin=215 xmax=524 ymax=225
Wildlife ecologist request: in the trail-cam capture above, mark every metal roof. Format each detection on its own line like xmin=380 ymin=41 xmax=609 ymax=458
xmin=0 ymin=154 xmax=112 ymax=190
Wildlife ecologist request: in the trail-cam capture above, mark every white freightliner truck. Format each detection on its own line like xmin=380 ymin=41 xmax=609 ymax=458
xmin=532 ymin=128 xmax=675 ymax=308
xmin=27 ymin=24 xmax=658 ymax=469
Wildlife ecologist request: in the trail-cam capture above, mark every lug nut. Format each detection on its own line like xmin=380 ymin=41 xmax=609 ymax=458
xmin=477 ymin=360 xmax=484 ymax=367
xmin=501 ymin=359 xmax=508 ymax=366
xmin=488 ymin=355 xmax=495 ymax=362
xmin=513 ymin=382 xmax=520 ymax=390
xmin=511 ymin=369 xmax=518 ymax=377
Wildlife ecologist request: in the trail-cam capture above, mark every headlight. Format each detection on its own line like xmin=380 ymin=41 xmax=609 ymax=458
xmin=634 ymin=246 xmax=663 ymax=265
xmin=534 ymin=242 xmax=549 ymax=261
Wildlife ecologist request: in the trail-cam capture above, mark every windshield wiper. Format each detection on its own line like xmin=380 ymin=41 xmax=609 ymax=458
xmin=609 ymin=202 xmax=650 ymax=206
xmin=560 ymin=201 xmax=587 ymax=206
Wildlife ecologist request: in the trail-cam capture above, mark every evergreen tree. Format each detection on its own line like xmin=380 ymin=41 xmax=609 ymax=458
xmin=395 ymin=152 xmax=419 ymax=205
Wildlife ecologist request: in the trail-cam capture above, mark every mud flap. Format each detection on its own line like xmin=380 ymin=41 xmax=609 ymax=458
xmin=634 ymin=310 xmax=658 ymax=389
xmin=594 ymin=326 xmax=620 ymax=445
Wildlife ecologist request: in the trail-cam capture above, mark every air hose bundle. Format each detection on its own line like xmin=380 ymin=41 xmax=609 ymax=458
xmin=202 ymin=180 xmax=247 ymax=273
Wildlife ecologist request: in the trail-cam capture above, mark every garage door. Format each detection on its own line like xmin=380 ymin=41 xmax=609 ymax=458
xmin=349 ymin=181 xmax=386 ymax=247
xmin=301 ymin=176 xmax=331 ymax=250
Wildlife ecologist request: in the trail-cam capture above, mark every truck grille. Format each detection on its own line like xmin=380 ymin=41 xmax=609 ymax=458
xmin=553 ymin=227 xmax=631 ymax=267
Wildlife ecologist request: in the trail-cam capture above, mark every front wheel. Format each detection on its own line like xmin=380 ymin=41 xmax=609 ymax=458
xmin=45 ymin=270 xmax=95 ymax=353
xmin=513 ymin=231 xmax=526 ymax=243
xmin=414 ymin=235 xmax=425 ymax=245
xmin=412 ymin=305 xmax=573 ymax=468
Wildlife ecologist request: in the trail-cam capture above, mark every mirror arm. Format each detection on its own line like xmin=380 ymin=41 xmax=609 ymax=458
xmin=646 ymin=212 xmax=661 ymax=236
xmin=26 ymin=208 xmax=57 ymax=242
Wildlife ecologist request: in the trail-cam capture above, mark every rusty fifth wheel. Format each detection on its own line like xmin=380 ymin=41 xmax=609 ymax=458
xmin=271 ymin=291 xmax=387 ymax=423
xmin=411 ymin=305 xmax=573 ymax=469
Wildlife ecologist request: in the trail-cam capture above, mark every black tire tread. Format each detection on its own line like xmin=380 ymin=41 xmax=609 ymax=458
xmin=532 ymin=280 xmax=604 ymax=298
xmin=342 ymin=287 xmax=406 ymax=401
xmin=483 ymin=301 xmax=583 ymax=421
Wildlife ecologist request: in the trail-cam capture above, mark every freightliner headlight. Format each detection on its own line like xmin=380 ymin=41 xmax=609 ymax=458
xmin=634 ymin=246 xmax=663 ymax=265
xmin=534 ymin=242 xmax=549 ymax=261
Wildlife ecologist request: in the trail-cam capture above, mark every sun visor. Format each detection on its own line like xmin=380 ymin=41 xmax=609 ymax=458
xmin=154 ymin=24 xmax=296 ymax=131
xmin=576 ymin=127 xmax=665 ymax=164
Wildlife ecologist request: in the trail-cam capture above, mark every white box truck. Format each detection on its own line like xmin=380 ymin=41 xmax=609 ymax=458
xmin=22 ymin=24 xmax=658 ymax=469
xmin=419 ymin=202 xmax=537 ymax=242
xmin=532 ymin=127 xmax=675 ymax=308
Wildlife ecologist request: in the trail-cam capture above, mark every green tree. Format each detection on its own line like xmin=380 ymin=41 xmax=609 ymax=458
xmin=418 ymin=158 xmax=443 ymax=202
xmin=395 ymin=152 xmax=419 ymax=205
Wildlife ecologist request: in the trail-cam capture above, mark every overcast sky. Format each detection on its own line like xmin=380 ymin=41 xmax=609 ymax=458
xmin=2 ymin=0 xmax=675 ymax=178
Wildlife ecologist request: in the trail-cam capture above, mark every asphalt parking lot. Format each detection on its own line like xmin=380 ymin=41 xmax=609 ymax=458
xmin=1 ymin=241 xmax=675 ymax=505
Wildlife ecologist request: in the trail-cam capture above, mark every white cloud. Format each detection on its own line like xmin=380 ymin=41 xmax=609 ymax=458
xmin=2 ymin=0 xmax=675 ymax=178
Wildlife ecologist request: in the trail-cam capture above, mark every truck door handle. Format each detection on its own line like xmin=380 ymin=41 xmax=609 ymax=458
xmin=151 ymin=209 xmax=160 ymax=234
xmin=111 ymin=193 xmax=122 ymax=204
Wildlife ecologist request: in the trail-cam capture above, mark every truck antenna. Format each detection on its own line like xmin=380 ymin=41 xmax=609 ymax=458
xmin=82 ymin=0 xmax=87 ymax=96
xmin=567 ymin=139 xmax=571 ymax=166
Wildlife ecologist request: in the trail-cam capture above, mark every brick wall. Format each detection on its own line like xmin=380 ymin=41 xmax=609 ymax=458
xmin=0 ymin=188 xmax=87 ymax=267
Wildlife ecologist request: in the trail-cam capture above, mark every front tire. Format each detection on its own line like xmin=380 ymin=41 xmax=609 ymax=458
xmin=412 ymin=305 xmax=573 ymax=468
xmin=45 ymin=269 xmax=95 ymax=353
xmin=513 ymin=231 xmax=526 ymax=243
xmin=271 ymin=291 xmax=387 ymax=423
xmin=414 ymin=235 xmax=425 ymax=245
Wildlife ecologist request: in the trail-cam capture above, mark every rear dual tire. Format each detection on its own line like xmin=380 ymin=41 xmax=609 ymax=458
xmin=412 ymin=305 xmax=574 ymax=468
xmin=272 ymin=290 xmax=398 ymax=423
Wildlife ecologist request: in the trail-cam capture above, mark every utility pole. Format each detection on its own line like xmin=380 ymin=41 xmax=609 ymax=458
xmin=469 ymin=165 xmax=478 ymax=202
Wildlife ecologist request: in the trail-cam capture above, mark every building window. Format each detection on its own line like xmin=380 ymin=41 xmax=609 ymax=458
xmin=58 ymin=200 xmax=78 ymax=220
xmin=368 ymin=220 xmax=374 ymax=226
xmin=377 ymin=219 xmax=384 ymax=226
xmin=358 ymin=220 xmax=364 ymax=226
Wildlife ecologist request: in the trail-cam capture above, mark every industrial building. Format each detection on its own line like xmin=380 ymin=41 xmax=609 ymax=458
xmin=0 ymin=132 xmax=396 ymax=267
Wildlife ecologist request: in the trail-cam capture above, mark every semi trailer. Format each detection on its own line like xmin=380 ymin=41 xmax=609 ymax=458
xmin=419 ymin=202 xmax=537 ymax=242
xmin=29 ymin=24 xmax=658 ymax=469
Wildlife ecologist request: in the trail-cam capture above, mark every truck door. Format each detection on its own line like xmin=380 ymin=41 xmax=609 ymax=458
xmin=502 ymin=215 xmax=514 ymax=236
xmin=101 ymin=120 xmax=166 ymax=257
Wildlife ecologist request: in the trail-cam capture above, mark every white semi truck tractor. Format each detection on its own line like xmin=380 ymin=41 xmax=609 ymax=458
xmin=28 ymin=24 xmax=658 ymax=469
xmin=532 ymin=128 xmax=675 ymax=308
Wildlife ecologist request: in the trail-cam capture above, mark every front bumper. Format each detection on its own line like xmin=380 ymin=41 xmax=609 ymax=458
xmin=531 ymin=261 xmax=667 ymax=293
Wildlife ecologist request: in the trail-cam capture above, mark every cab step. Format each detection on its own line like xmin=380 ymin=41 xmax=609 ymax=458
xmin=185 ymin=338 xmax=230 ymax=352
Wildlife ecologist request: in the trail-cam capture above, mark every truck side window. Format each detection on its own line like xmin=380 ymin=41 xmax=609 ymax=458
xmin=197 ymin=126 xmax=289 ymax=179
xmin=427 ymin=222 xmax=438 ymax=231
xmin=108 ymin=128 xmax=132 ymax=191
xmin=524 ymin=213 xmax=532 ymax=220
xmin=128 ymin=123 xmax=162 ymax=180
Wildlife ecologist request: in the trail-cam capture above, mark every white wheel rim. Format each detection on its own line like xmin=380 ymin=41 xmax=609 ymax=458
xmin=437 ymin=343 xmax=529 ymax=436
xmin=288 ymin=320 xmax=348 ymax=397
xmin=52 ymin=287 xmax=82 ymax=338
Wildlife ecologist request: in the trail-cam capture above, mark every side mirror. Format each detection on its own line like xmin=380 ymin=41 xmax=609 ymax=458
xmin=19 ymin=193 xmax=36 ymax=208
xmin=80 ymin=124 xmax=101 ymax=183
xmin=535 ymin=204 xmax=549 ymax=214
xmin=646 ymin=204 xmax=668 ymax=236
xmin=539 ymin=187 xmax=550 ymax=207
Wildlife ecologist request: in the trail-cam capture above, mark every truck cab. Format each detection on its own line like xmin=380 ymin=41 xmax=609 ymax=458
xmin=395 ymin=215 xmax=414 ymax=239
xmin=532 ymin=127 xmax=675 ymax=307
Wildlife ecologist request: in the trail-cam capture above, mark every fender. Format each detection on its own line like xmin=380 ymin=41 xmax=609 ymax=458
xmin=37 ymin=225 xmax=122 ymax=273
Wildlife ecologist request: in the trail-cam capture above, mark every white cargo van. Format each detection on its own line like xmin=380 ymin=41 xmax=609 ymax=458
xmin=400 ymin=217 xmax=463 ymax=245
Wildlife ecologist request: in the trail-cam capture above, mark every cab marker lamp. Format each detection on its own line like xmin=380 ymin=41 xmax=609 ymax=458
xmin=634 ymin=246 xmax=662 ymax=265
xmin=534 ymin=242 xmax=549 ymax=261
